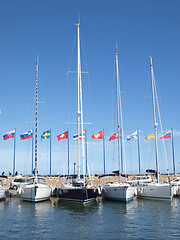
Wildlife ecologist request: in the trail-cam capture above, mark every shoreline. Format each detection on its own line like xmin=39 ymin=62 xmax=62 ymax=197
xmin=2 ymin=173 xmax=179 ymax=189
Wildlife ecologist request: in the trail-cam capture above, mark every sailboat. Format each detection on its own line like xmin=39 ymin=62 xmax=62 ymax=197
xmin=137 ymin=56 xmax=175 ymax=201
xmin=58 ymin=21 xmax=98 ymax=203
xmin=21 ymin=58 xmax=52 ymax=202
xmin=102 ymin=49 xmax=135 ymax=202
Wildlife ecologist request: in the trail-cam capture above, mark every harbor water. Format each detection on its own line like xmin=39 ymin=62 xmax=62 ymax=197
xmin=0 ymin=197 xmax=180 ymax=240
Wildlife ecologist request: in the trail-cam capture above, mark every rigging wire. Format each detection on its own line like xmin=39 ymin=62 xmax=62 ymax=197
xmin=143 ymin=71 xmax=155 ymax=172
xmin=153 ymin=75 xmax=170 ymax=173
xmin=111 ymin=60 xmax=116 ymax=172
xmin=117 ymin=55 xmax=126 ymax=175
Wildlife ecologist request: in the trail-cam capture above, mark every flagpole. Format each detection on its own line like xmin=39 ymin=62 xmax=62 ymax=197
xmin=171 ymin=128 xmax=175 ymax=174
xmin=120 ymin=128 xmax=123 ymax=173
xmin=103 ymin=129 xmax=105 ymax=174
xmin=137 ymin=129 xmax=141 ymax=174
xmin=32 ymin=129 xmax=34 ymax=174
xmin=13 ymin=128 xmax=16 ymax=176
xmin=85 ymin=129 xmax=88 ymax=176
xmin=68 ymin=129 xmax=69 ymax=176
xmin=50 ymin=129 xmax=52 ymax=176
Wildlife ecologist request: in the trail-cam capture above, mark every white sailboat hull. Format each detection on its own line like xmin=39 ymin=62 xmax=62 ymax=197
xmin=176 ymin=187 xmax=180 ymax=196
xmin=137 ymin=183 xmax=174 ymax=201
xmin=103 ymin=183 xmax=135 ymax=202
xmin=21 ymin=183 xmax=51 ymax=202
xmin=0 ymin=187 xmax=6 ymax=200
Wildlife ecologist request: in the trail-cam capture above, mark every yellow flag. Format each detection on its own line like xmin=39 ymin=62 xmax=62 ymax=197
xmin=145 ymin=134 xmax=155 ymax=140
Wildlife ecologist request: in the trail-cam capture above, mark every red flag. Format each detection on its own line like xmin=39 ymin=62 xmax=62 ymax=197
xmin=92 ymin=130 xmax=103 ymax=139
xmin=109 ymin=131 xmax=120 ymax=141
xmin=57 ymin=131 xmax=68 ymax=141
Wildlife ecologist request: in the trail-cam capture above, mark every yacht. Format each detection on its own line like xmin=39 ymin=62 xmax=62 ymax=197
xmin=58 ymin=21 xmax=98 ymax=204
xmin=137 ymin=57 xmax=175 ymax=201
xmin=21 ymin=58 xmax=51 ymax=202
xmin=103 ymin=49 xmax=135 ymax=202
xmin=21 ymin=177 xmax=51 ymax=202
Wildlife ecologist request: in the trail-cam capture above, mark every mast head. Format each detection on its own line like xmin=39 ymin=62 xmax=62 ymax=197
xmin=75 ymin=15 xmax=80 ymax=28
xmin=75 ymin=21 xmax=80 ymax=28
xmin=36 ymin=55 xmax=39 ymax=72
xmin=149 ymin=56 xmax=152 ymax=66
xmin=36 ymin=55 xmax=39 ymax=65
xmin=115 ymin=42 xmax=118 ymax=51
xmin=115 ymin=43 xmax=118 ymax=58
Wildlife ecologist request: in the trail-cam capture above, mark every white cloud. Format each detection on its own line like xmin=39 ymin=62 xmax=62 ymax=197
xmin=173 ymin=130 xmax=180 ymax=136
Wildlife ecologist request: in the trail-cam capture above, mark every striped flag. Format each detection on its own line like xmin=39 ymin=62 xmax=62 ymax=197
xmin=73 ymin=131 xmax=85 ymax=141
xmin=20 ymin=130 xmax=33 ymax=140
xmin=160 ymin=130 xmax=172 ymax=139
xmin=3 ymin=130 xmax=15 ymax=140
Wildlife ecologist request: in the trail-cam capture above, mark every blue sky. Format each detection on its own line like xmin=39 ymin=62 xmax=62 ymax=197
xmin=0 ymin=0 xmax=180 ymax=175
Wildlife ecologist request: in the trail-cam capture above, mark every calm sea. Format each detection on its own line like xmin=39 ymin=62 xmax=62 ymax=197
xmin=0 ymin=197 xmax=180 ymax=240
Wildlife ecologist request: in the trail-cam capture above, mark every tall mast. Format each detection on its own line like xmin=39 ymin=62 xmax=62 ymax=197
xmin=115 ymin=49 xmax=121 ymax=182
xmin=76 ymin=21 xmax=81 ymax=180
xmin=150 ymin=56 xmax=159 ymax=183
xmin=80 ymin=53 xmax=85 ymax=182
xmin=35 ymin=56 xmax=38 ymax=180
xmin=76 ymin=21 xmax=85 ymax=182
xmin=78 ymin=21 xmax=85 ymax=182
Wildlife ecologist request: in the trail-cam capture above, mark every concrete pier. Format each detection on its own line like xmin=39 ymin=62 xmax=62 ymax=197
xmin=2 ymin=173 xmax=179 ymax=190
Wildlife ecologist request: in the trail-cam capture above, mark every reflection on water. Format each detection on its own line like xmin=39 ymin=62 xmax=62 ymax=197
xmin=0 ymin=198 xmax=9 ymax=210
xmin=20 ymin=198 xmax=52 ymax=212
xmin=102 ymin=198 xmax=139 ymax=214
xmin=52 ymin=197 xmax=98 ymax=214
xmin=0 ymin=197 xmax=180 ymax=239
